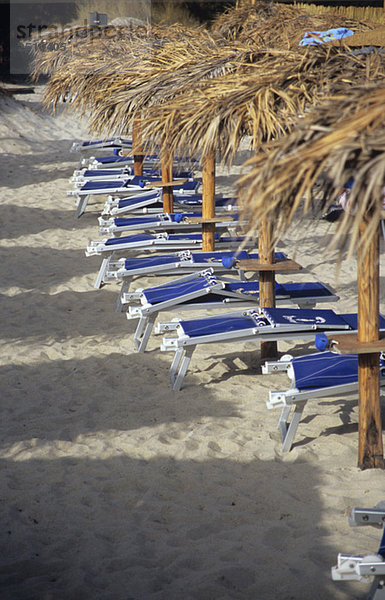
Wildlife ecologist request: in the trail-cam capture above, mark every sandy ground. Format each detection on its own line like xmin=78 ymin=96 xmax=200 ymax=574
xmin=1 ymin=83 xmax=385 ymax=600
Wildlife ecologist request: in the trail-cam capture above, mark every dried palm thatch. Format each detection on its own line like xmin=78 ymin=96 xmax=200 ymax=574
xmin=131 ymin=44 xmax=385 ymax=165
xmin=237 ymin=82 xmax=385 ymax=259
xmin=211 ymin=0 xmax=374 ymax=48
xmin=41 ymin=24 xmax=214 ymax=111
xmin=84 ymin=41 xmax=280 ymax=138
xmin=31 ymin=21 xmax=205 ymax=80
xmin=30 ymin=23 xmax=148 ymax=79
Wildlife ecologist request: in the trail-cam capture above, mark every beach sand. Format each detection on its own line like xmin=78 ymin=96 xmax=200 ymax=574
xmin=1 ymin=84 xmax=384 ymax=600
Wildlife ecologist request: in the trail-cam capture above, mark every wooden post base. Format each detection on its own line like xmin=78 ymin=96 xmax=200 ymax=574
xmin=202 ymin=152 xmax=216 ymax=252
xmin=260 ymin=271 xmax=277 ymax=360
xmin=259 ymin=220 xmax=278 ymax=361
xmin=358 ymin=353 xmax=385 ymax=469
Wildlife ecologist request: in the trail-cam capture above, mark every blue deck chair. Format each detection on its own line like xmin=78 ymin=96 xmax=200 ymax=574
xmin=98 ymin=212 xmax=240 ymax=236
xmin=81 ymin=152 xmax=160 ymax=170
xmin=86 ymin=233 xmax=254 ymax=289
xmin=107 ymin=250 xmax=285 ymax=294
xmin=68 ymin=176 xmax=199 ymax=218
xmin=103 ymin=192 xmax=236 ymax=217
xmin=332 ymin=503 xmax=385 ymax=599
xmin=71 ymin=138 xmax=133 ymax=153
xmin=123 ymin=269 xmax=339 ymax=352
xmin=159 ymin=308 xmax=385 ymax=391
xmin=263 ymin=350 xmax=385 ymax=452
xmin=81 ymin=148 xmax=198 ymax=169
xmin=71 ymin=167 xmax=193 ymax=183
xmin=102 ymin=190 xmax=164 ymax=216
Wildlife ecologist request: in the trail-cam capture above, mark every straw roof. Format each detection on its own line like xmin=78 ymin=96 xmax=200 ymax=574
xmin=237 ymin=81 xmax=385 ymax=257
xmin=84 ymin=42 xmax=282 ymax=138
xmin=31 ymin=21 xmax=205 ymax=80
xmin=41 ymin=25 xmax=217 ymax=111
xmin=30 ymin=24 xmax=147 ymax=78
xmin=133 ymin=44 xmax=385 ymax=164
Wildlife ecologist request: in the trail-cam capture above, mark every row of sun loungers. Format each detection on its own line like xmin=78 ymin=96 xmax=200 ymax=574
xmin=70 ymin=137 xmax=385 ymax=598
xmin=70 ymin=137 xmax=384 ymax=457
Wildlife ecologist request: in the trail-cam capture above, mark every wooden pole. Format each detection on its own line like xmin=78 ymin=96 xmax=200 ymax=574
xmin=357 ymin=217 xmax=384 ymax=469
xmin=259 ymin=217 xmax=278 ymax=360
xmin=202 ymin=151 xmax=216 ymax=252
xmin=132 ymin=118 xmax=144 ymax=176
xmin=161 ymin=150 xmax=173 ymax=213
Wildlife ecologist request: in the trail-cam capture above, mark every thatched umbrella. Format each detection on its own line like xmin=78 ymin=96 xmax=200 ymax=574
xmin=86 ymin=41 xmax=370 ymax=244
xmin=47 ymin=32 xmax=251 ymax=188
xmin=237 ymin=73 xmax=385 ymax=468
xmin=38 ymin=23 xmax=215 ymax=108
xmin=138 ymin=44 xmax=385 ymax=161
xmin=39 ymin=23 xmax=215 ymax=189
xmin=30 ymin=21 xmax=197 ymax=80
xmin=46 ymin=31 xmax=267 ymax=213
xmin=83 ymin=44 xmax=295 ymax=222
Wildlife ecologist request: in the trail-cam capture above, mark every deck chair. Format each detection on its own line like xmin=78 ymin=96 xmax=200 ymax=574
xmin=107 ymin=250 xmax=285 ymax=294
xmin=123 ymin=269 xmax=339 ymax=352
xmin=98 ymin=212 xmax=240 ymax=236
xmin=159 ymin=308 xmax=385 ymax=391
xmin=86 ymin=234 xmax=254 ymax=289
xmin=103 ymin=192 xmax=236 ymax=217
xmin=68 ymin=177 xmax=199 ymax=218
xmin=332 ymin=503 xmax=385 ymax=599
xmin=81 ymin=149 xmax=197 ymax=170
xmin=71 ymin=138 xmax=133 ymax=153
xmin=263 ymin=350 xmax=385 ymax=452
xmin=71 ymin=167 xmax=193 ymax=183
xmin=81 ymin=152 xmax=160 ymax=170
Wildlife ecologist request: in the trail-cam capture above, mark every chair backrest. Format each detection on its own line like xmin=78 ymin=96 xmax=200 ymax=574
xmin=262 ymin=307 xmax=350 ymax=329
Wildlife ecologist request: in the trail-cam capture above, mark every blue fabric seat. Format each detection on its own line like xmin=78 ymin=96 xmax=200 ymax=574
xmin=98 ymin=212 xmax=239 ymax=235
xmin=105 ymin=193 xmax=236 ymax=216
xmin=110 ymin=250 xmax=282 ymax=296
xmin=264 ymin=349 xmax=385 ymax=452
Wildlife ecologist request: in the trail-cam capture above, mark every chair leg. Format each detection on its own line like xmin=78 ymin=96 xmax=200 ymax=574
xmin=171 ymin=346 xmax=195 ymax=391
xmin=136 ymin=314 xmax=157 ymax=353
xmin=94 ymin=256 xmax=111 ymax=289
xmin=116 ymin=278 xmax=131 ymax=312
xmin=278 ymin=402 xmax=306 ymax=452
xmin=75 ymin=194 xmax=89 ymax=218
xmin=368 ymin=577 xmax=385 ymax=600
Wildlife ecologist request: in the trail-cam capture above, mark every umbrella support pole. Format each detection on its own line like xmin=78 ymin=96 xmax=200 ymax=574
xmin=132 ymin=119 xmax=144 ymax=176
xmin=259 ymin=218 xmax=278 ymax=360
xmin=161 ymin=150 xmax=174 ymax=214
xmin=202 ymin=152 xmax=216 ymax=252
xmin=357 ymin=218 xmax=384 ymax=469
